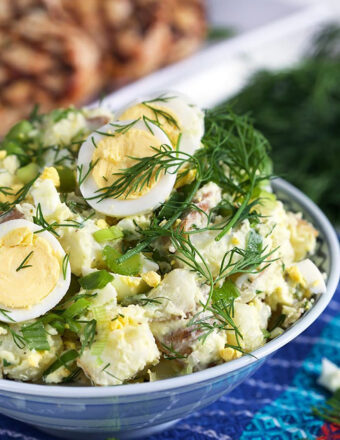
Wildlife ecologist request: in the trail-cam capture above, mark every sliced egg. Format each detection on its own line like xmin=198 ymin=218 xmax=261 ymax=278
xmin=116 ymin=91 xmax=204 ymax=155
xmin=0 ymin=219 xmax=71 ymax=323
xmin=77 ymin=119 xmax=177 ymax=217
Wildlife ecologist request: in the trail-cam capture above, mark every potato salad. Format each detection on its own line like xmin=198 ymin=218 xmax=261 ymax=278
xmin=0 ymin=93 xmax=326 ymax=386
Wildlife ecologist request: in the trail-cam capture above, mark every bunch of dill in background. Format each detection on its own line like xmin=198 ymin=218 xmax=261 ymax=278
xmin=224 ymin=24 xmax=340 ymax=225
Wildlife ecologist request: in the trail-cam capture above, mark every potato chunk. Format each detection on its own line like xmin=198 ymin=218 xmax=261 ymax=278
xmin=78 ymin=305 xmax=159 ymax=385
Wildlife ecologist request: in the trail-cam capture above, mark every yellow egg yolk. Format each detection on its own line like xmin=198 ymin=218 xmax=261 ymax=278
xmin=92 ymin=128 xmax=165 ymax=200
xmin=0 ymin=227 xmax=60 ymax=309
xmin=118 ymin=103 xmax=181 ymax=147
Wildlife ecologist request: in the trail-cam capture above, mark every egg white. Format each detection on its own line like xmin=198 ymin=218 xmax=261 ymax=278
xmin=116 ymin=91 xmax=205 ymax=155
xmin=78 ymin=119 xmax=177 ymax=217
xmin=0 ymin=219 xmax=71 ymax=323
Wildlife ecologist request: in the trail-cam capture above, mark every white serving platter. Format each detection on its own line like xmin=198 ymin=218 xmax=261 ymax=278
xmin=94 ymin=0 xmax=336 ymax=111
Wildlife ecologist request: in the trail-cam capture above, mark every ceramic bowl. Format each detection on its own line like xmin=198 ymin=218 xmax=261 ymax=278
xmin=0 ymin=178 xmax=339 ymax=440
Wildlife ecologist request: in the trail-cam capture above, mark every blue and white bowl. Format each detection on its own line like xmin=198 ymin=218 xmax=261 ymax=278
xmin=0 ymin=178 xmax=339 ymax=440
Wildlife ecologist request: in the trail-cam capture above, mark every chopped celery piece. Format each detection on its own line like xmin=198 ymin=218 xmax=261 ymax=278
xmin=93 ymin=226 xmax=123 ymax=243
xmin=103 ymin=247 xmax=142 ymax=276
xmin=56 ymin=166 xmax=76 ymax=193
xmin=16 ymin=163 xmax=40 ymax=184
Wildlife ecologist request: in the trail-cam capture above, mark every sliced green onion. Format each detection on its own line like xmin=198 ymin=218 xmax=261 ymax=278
xmin=49 ymin=319 xmax=65 ymax=334
xmin=43 ymin=349 xmax=79 ymax=378
xmin=65 ymin=318 xmax=82 ymax=333
xmin=93 ymin=226 xmax=123 ymax=243
xmin=62 ymin=298 xmax=90 ymax=320
xmin=79 ymin=270 xmax=114 ymax=290
xmin=21 ymin=321 xmax=50 ymax=351
xmin=103 ymin=246 xmax=142 ymax=276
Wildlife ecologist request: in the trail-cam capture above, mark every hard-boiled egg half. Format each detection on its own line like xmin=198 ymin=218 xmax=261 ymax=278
xmin=116 ymin=91 xmax=204 ymax=155
xmin=0 ymin=219 xmax=71 ymax=323
xmin=77 ymin=119 xmax=177 ymax=217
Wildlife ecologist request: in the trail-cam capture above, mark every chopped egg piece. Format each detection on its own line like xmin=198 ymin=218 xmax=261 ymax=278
xmin=40 ymin=167 xmax=60 ymax=187
xmin=141 ymin=271 xmax=161 ymax=288
xmin=318 ymin=358 xmax=340 ymax=393
xmin=295 ymin=259 xmax=326 ymax=294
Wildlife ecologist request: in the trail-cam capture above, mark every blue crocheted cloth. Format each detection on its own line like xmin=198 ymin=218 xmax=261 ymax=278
xmin=1 ymin=276 xmax=339 ymax=440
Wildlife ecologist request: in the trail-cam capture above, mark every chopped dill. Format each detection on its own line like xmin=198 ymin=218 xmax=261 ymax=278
xmin=160 ymin=342 xmax=188 ymax=360
xmin=312 ymin=388 xmax=340 ymax=425
xmin=33 ymin=203 xmax=92 ymax=236
xmin=0 ymin=309 xmax=15 ymax=322
xmin=77 ymin=159 xmax=99 ymax=186
xmin=62 ymin=254 xmax=70 ymax=280
xmin=16 ymin=251 xmax=34 ymax=272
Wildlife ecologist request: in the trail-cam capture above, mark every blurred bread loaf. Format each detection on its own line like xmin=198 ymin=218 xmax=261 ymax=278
xmin=0 ymin=0 xmax=206 ymax=135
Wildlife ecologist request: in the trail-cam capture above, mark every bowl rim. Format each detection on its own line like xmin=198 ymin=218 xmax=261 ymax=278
xmin=0 ymin=178 xmax=339 ymax=398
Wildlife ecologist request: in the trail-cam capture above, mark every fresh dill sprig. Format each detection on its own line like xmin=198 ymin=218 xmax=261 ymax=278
xmin=120 ymin=295 xmax=164 ymax=307
xmin=143 ymin=94 xmax=176 ymax=105
xmin=101 ymin=362 xmax=122 ymax=381
xmin=77 ymin=159 xmax=99 ymax=186
xmin=89 ymin=145 xmax=199 ymax=202
xmin=0 ymin=309 xmax=15 ymax=322
xmin=107 ymin=119 xmax=140 ymax=134
xmin=189 ymin=299 xmax=242 ymax=346
xmin=160 ymin=342 xmax=188 ymax=360
xmin=216 ymin=231 xmax=277 ymax=283
xmin=142 ymin=101 xmax=179 ymax=129
xmin=0 ymin=186 xmax=14 ymax=197
xmin=0 ymin=176 xmax=39 ymax=214
xmin=201 ymin=108 xmax=271 ymax=240
xmin=0 ymin=324 xmax=26 ymax=349
xmin=33 ymin=203 xmax=92 ymax=237
xmin=16 ymin=251 xmax=34 ymax=272
xmin=113 ymin=108 xmax=271 ymax=265
xmin=312 ymin=388 xmax=340 ymax=425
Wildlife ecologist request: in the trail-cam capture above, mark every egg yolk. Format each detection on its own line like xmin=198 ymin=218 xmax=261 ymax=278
xmin=118 ymin=103 xmax=181 ymax=147
xmin=92 ymin=128 xmax=165 ymax=199
xmin=0 ymin=227 xmax=60 ymax=309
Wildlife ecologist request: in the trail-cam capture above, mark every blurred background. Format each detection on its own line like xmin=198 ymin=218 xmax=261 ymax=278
xmin=0 ymin=0 xmax=339 ymax=225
